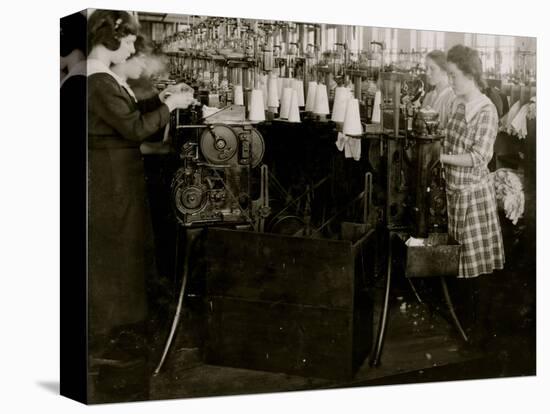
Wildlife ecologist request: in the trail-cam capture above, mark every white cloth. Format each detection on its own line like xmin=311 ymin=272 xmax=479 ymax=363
xmin=527 ymin=96 xmax=536 ymax=120
xmin=371 ymin=90 xmax=381 ymax=123
xmin=336 ymin=132 xmax=361 ymax=161
xmin=405 ymin=237 xmax=427 ymax=247
xmin=500 ymin=100 xmax=521 ymax=132
xmin=510 ymin=103 xmax=529 ymax=139
xmin=87 ymin=58 xmax=138 ymax=102
xmin=490 ymin=168 xmax=525 ymax=225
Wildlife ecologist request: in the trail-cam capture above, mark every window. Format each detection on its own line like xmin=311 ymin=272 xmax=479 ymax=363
xmin=327 ymin=26 xmax=336 ymax=51
xmin=385 ymin=28 xmax=398 ymax=62
xmin=420 ymin=30 xmax=435 ymax=52
xmin=498 ymin=35 xmax=515 ymax=75
xmin=410 ymin=29 xmax=417 ymax=51
xmin=475 ymin=34 xmax=496 ymax=73
xmin=435 ymin=32 xmax=445 ymax=50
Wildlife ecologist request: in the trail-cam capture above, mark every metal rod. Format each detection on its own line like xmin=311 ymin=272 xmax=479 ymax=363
xmin=154 ymin=228 xmax=203 ymax=375
xmin=393 ymin=79 xmax=401 ymax=137
xmin=270 ymin=176 xmax=329 ymax=223
xmin=371 ymin=232 xmax=394 ymax=366
xmin=407 ymin=278 xmax=423 ymax=304
xmin=440 ymin=276 xmax=469 ymax=343
xmin=364 ymin=172 xmax=372 ymax=224
xmin=315 ymin=190 xmax=365 ymax=233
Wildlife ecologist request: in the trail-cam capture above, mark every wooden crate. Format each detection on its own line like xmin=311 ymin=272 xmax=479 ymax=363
xmin=204 ymin=228 xmax=373 ymax=380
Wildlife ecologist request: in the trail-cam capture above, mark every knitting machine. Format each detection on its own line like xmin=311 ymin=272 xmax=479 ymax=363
xmin=375 ymin=71 xmax=447 ymax=236
xmin=169 ymin=105 xmax=269 ymax=229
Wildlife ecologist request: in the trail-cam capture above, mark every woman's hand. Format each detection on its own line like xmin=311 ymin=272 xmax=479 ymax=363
xmin=164 ymin=92 xmax=195 ymax=112
xmin=159 ymin=82 xmax=194 ymax=102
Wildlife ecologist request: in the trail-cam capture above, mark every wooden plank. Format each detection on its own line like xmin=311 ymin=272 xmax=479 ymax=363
xmin=205 ymin=228 xmax=355 ymax=310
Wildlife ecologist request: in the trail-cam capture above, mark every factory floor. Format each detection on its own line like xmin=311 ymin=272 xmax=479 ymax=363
xmin=87 ymin=218 xmax=535 ymax=404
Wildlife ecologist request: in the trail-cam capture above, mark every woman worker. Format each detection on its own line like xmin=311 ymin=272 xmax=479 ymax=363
xmin=86 ymin=10 xmax=193 ymax=400
xmin=440 ymin=45 xmax=505 ymax=343
xmin=422 ymin=50 xmax=455 ymax=128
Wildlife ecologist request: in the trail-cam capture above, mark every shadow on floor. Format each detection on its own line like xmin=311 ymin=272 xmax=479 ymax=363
xmin=36 ymin=381 xmax=59 ymax=395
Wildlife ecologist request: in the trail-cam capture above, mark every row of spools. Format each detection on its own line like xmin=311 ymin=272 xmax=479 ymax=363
xmin=233 ymin=74 xmax=364 ymax=136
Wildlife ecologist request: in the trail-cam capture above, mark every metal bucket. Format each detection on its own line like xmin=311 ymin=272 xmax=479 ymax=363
xmin=402 ymin=233 xmax=460 ymax=278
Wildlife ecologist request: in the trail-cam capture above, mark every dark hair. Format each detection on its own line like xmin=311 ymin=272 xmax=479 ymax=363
xmin=87 ymin=10 xmax=139 ymax=53
xmin=447 ymin=44 xmax=486 ymax=90
xmin=60 ymin=12 xmax=87 ymax=57
xmin=426 ymin=50 xmax=447 ymax=71
xmin=134 ymin=35 xmax=154 ymax=56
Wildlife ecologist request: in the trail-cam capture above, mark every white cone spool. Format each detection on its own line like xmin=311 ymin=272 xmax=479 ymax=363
xmin=305 ymin=81 xmax=317 ymax=112
xmin=313 ymin=84 xmax=330 ymax=115
xmin=280 ymin=87 xmax=293 ymax=119
xmin=261 ymin=75 xmax=269 ymax=109
xmin=268 ymin=75 xmax=279 ymax=109
xmin=343 ymin=98 xmax=363 ymax=136
xmin=371 ymin=90 xmax=382 ymax=123
xmin=293 ymin=79 xmax=305 ymax=107
xmin=288 ymin=89 xmax=301 ymax=123
xmin=277 ymin=77 xmax=284 ymax=103
xmin=234 ymin=84 xmax=244 ymax=105
xmin=248 ymin=89 xmax=265 ymax=122
xmin=332 ymin=87 xmax=352 ymax=123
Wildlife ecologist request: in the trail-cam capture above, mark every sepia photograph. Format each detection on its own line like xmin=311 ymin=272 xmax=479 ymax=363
xmin=59 ymin=6 xmax=538 ymax=405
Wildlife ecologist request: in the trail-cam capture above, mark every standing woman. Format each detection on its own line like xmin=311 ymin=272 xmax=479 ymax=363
xmin=441 ymin=45 xmax=505 ymax=342
xmin=422 ymin=50 xmax=455 ymax=128
xmin=87 ymin=10 xmax=192 ymax=400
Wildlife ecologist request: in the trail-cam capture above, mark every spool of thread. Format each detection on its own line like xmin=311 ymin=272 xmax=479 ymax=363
xmin=234 ymin=84 xmax=244 ymax=105
xmin=305 ymin=81 xmax=317 ymax=112
xmin=248 ymin=89 xmax=266 ymax=122
xmin=268 ymin=75 xmax=280 ymax=109
xmin=332 ymin=86 xmax=352 ymax=123
xmin=293 ymin=79 xmax=305 ymax=107
xmin=277 ymin=77 xmax=284 ymax=103
xmin=261 ymin=76 xmax=269 ymax=109
xmin=288 ymin=89 xmax=301 ymax=123
xmin=280 ymin=87 xmax=293 ymax=119
xmin=343 ymin=98 xmax=363 ymax=136
xmin=313 ymin=83 xmax=330 ymax=115
xmin=371 ymin=90 xmax=381 ymax=123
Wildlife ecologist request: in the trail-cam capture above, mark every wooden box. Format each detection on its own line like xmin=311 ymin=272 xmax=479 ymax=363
xmin=204 ymin=228 xmax=373 ymax=380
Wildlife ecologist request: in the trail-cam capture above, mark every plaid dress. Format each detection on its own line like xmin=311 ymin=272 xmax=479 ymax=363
xmin=443 ymin=94 xmax=505 ymax=278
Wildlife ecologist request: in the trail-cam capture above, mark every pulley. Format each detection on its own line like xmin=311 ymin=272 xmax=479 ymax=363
xmin=200 ymin=125 xmax=239 ymax=165
xmin=199 ymin=124 xmax=266 ymax=167
xmin=173 ymin=184 xmax=207 ymax=215
xmin=248 ymin=128 xmax=265 ymax=168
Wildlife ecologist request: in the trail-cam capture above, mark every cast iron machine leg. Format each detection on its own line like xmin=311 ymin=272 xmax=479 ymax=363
xmin=154 ymin=227 xmax=202 ymax=375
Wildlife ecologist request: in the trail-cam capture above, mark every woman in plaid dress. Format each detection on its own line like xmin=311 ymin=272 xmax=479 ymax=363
xmin=441 ymin=45 xmax=505 ymax=279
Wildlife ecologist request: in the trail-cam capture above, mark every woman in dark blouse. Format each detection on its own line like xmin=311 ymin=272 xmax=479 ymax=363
xmin=86 ymin=10 xmax=193 ymax=400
